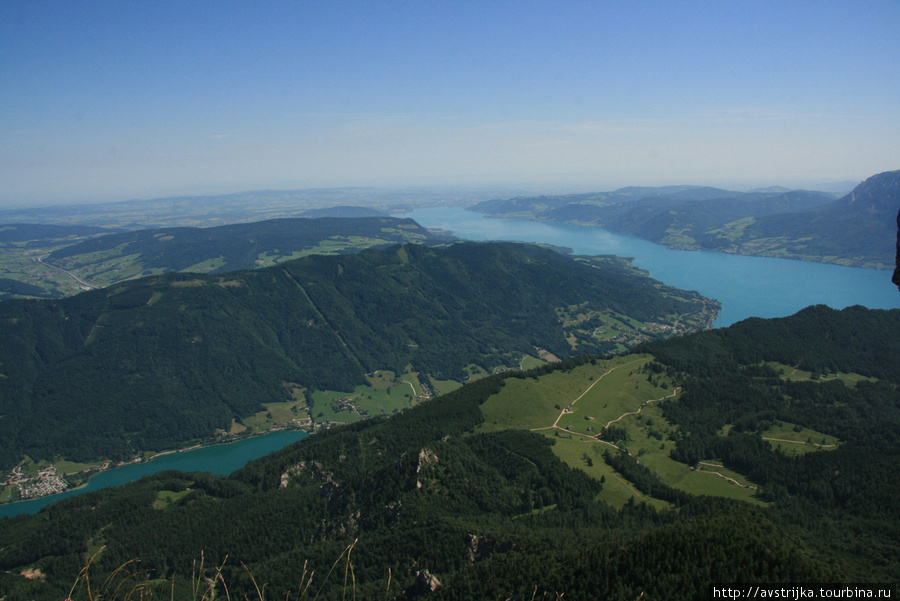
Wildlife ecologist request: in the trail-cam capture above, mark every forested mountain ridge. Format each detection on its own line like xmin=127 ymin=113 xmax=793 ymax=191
xmin=471 ymin=170 xmax=900 ymax=269
xmin=0 ymin=223 xmax=117 ymax=243
xmin=43 ymin=216 xmax=455 ymax=288
xmin=731 ymin=170 xmax=900 ymax=267
xmin=1 ymin=305 xmax=897 ymax=600
xmin=0 ymin=216 xmax=456 ymax=300
xmin=0 ymin=241 xmax=717 ymax=469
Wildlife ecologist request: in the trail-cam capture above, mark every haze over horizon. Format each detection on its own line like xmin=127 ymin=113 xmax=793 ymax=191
xmin=2 ymin=1 xmax=899 ymax=208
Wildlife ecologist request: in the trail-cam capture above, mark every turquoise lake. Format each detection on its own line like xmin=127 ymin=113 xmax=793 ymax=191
xmin=401 ymin=207 xmax=900 ymax=327
xmin=0 ymin=430 xmax=308 ymax=519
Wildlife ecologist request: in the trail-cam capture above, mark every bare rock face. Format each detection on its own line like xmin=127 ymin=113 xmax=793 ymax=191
xmin=412 ymin=569 xmax=441 ymax=595
xmin=415 ymin=448 xmax=438 ymax=489
xmin=400 ymin=447 xmax=440 ymax=490
xmin=279 ymin=462 xmax=307 ymax=488
xmin=466 ymin=533 xmax=518 ymax=562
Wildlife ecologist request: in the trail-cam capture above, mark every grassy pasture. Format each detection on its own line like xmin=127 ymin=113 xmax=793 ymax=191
xmin=55 ymin=459 xmax=107 ymax=476
xmin=593 ymin=402 xmax=766 ymax=506
xmin=519 ymin=355 xmax=547 ymax=371
xmin=238 ymin=386 xmax=311 ymax=433
xmin=361 ymin=370 xmax=422 ymax=414
xmin=551 ymin=436 xmax=671 ymax=510
xmin=478 ymin=354 xmax=770 ymax=506
xmin=553 ymin=358 xmax=665 ymax=438
xmin=477 ymin=356 xmax=653 ymax=432
xmin=0 ymin=242 xmax=92 ymax=297
xmin=767 ymin=362 xmax=877 ymax=387
xmin=429 ymin=377 xmax=461 ymax=397
xmin=183 ymin=256 xmax=228 ymax=273
xmin=310 ymin=390 xmax=364 ymax=425
xmin=761 ymin=421 xmax=841 ymax=456
xmin=241 ymin=400 xmax=307 ymax=431
xmin=681 ymin=463 xmax=766 ymax=504
xmin=310 ymin=370 xmax=425 ymax=426
xmin=255 ymin=236 xmax=398 ymax=267
xmin=153 ymin=489 xmax=192 ymax=510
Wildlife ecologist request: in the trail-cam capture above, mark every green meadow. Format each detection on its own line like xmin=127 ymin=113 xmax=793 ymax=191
xmin=761 ymin=421 xmax=841 ymax=456
xmin=767 ymin=361 xmax=877 ymax=386
xmin=0 ymin=241 xmax=90 ymax=297
xmin=478 ymin=354 xmax=657 ymax=434
xmin=550 ymin=436 xmax=672 ymax=510
xmin=310 ymin=369 xmax=428 ymax=426
xmin=55 ymin=459 xmax=107 ymax=476
xmin=477 ymin=354 xmax=772 ymax=507
xmin=153 ymin=489 xmax=193 ymax=510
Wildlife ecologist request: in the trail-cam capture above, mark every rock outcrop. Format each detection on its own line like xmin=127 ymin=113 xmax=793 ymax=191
xmin=411 ymin=569 xmax=441 ymax=595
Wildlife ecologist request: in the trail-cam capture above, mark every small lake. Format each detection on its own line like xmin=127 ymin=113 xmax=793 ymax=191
xmin=0 ymin=430 xmax=308 ymax=519
xmin=400 ymin=207 xmax=900 ymax=327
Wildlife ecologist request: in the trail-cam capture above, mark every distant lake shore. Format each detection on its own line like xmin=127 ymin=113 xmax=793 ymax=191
xmin=399 ymin=207 xmax=900 ymax=327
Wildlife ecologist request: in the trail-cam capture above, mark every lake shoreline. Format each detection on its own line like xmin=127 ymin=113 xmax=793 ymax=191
xmin=401 ymin=207 xmax=900 ymax=328
xmin=0 ymin=428 xmax=311 ymax=519
xmin=467 ymin=209 xmax=895 ymax=271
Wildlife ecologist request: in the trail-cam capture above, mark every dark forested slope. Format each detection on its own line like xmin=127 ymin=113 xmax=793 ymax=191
xmin=2 ymin=306 xmax=898 ymax=600
xmin=0 ymin=241 xmax=715 ymax=467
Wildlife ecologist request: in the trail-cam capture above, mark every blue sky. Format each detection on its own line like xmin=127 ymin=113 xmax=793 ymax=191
xmin=2 ymin=1 xmax=899 ymax=206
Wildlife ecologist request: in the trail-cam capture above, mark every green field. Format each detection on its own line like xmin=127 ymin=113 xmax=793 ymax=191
xmin=232 ymin=368 xmax=437 ymax=433
xmin=518 ymin=355 xmax=547 ymax=371
xmin=478 ymin=356 xmax=652 ymax=432
xmin=310 ymin=370 xmax=428 ymax=426
xmin=55 ymin=459 xmax=107 ymax=476
xmin=0 ymin=486 xmax=15 ymax=504
xmin=551 ymin=437 xmax=671 ymax=510
xmin=476 ymin=355 xmax=772 ymax=507
xmin=183 ymin=256 xmax=228 ymax=273
xmin=761 ymin=421 xmax=841 ymax=456
xmin=767 ymin=361 xmax=877 ymax=387
xmin=253 ymin=235 xmax=401 ymax=268
xmin=0 ymin=242 xmax=94 ymax=298
xmin=153 ymin=489 xmax=193 ymax=510
xmin=429 ymin=377 xmax=462 ymax=397
xmin=239 ymin=399 xmax=310 ymax=432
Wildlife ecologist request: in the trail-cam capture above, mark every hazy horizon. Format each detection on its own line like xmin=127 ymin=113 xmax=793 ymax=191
xmin=2 ymin=1 xmax=898 ymax=207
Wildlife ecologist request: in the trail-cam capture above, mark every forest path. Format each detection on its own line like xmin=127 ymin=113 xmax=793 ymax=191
xmin=762 ymin=437 xmax=837 ymax=449
xmin=549 ymin=357 xmax=646 ymax=429
xmin=696 ymin=462 xmax=758 ymax=490
xmin=603 ymin=388 xmax=680 ymax=430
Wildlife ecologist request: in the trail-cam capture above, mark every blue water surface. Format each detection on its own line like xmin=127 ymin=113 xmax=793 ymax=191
xmin=0 ymin=430 xmax=308 ymax=519
xmin=402 ymin=207 xmax=900 ymax=327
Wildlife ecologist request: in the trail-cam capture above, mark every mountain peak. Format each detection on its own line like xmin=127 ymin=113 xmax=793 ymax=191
xmin=841 ymin=169 xmax=900 ymax=214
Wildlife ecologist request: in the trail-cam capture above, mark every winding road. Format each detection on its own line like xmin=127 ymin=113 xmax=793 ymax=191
xmin=35 ymin=256 xmax=99 ymax=290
